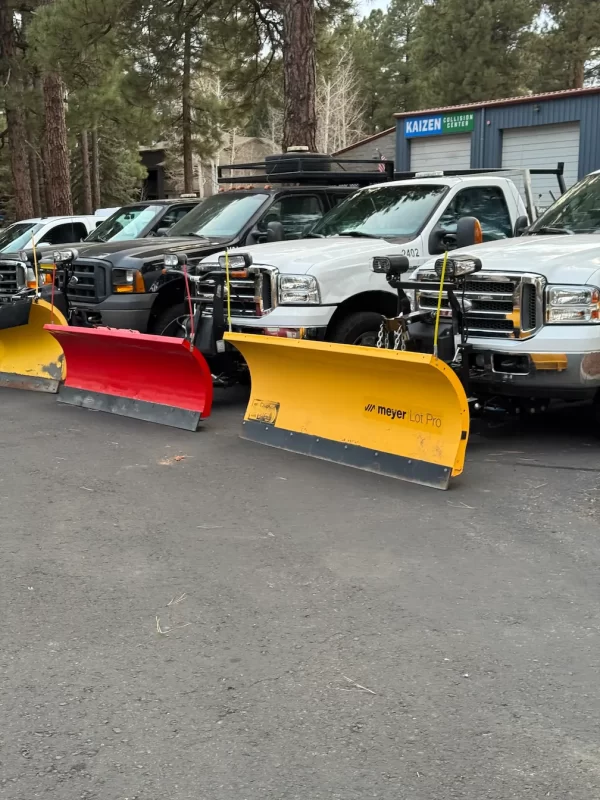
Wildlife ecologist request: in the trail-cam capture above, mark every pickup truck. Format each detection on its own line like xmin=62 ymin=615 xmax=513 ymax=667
xmin=41 ymin=157 xmax=389 ymax=334
xmin=411 ymin=169 xmax=600 ymax=415
xmin=84 ymin=199 xmax=200 ymax=243
xmin=197 ymin=171 xmax=545 ymax=346
xmin=0 ymin=216 xmax=98 ymax=254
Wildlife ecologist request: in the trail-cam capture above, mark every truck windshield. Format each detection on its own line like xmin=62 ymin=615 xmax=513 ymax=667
xmin=0 ymin=222 xmax=42 ymax=253
xmin=168 ymin=193 xmax=269 ymax=238
xmin=529 ymin=173 xmax=600 ymax=234
xmin=86 ymin=205 xmax=164 ymax=242
xmin=311 ymin=184 xmax=448 ymax=239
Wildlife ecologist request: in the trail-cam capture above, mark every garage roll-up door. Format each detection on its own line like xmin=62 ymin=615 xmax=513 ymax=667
xmin=501 ymin=123 xmax=580 ymax=212
xmin=410 ymin=134 xmax=472 ymax=172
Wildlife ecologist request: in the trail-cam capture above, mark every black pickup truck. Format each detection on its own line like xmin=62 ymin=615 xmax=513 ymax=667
xmin=44 ymin=156 xmax=393 ymax=334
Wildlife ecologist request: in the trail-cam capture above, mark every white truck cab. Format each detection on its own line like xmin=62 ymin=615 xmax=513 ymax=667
xmin=413 ymin=170 xmax=600 ymax=407
xmin=199 ymin=173 xmax=531 ymax=345
xmin=0 ymin=216 xmax=98 ymax=255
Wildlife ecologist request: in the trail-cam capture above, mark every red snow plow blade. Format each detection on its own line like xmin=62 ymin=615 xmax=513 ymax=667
xmin=44 ymin=326 xmax=213 ymax=430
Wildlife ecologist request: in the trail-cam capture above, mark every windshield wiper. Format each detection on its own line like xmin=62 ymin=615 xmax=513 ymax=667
xmin=336 ymin=231 xmax=381 ymax=239
xmin=532 ymin=226 xmax=573 ymax=235
xmin=306 ymin=232 xmax=324 ymax=238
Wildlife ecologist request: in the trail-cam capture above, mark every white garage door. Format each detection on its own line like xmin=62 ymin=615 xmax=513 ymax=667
xmin=501 ymin=123 xmax=580 ymax=212
xmin=410 ymin=134 xmax=472 ymax=172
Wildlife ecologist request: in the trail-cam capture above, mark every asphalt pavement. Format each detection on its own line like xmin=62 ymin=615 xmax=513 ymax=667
xmin=2 ymin=387 xmax=600 ymax=799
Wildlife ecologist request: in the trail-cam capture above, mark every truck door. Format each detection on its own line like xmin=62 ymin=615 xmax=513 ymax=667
xmin=436 ymin=186 xmax=514 ymax=244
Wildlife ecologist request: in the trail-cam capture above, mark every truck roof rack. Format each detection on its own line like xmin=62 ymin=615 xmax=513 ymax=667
xmin=393 ymin=163 xmax=566 ymax=194
xmin=218 ymin=156 xmax=394 ymax=187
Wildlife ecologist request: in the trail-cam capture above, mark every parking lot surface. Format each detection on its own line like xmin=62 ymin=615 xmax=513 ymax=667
xmin=2 ymin=388 xmax=600 ymax=799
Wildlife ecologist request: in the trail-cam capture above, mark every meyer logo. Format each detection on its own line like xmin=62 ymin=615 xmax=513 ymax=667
xmin=365 ymin=402 xmax=442 ymax=429
xmin=365 ymin=403 xmax=407 ymax=421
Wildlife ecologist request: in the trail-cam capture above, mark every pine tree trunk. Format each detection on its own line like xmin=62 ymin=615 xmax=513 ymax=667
xmin=28 ymin=144 xmax=42 ymax=218
xmin=43 ymin=71 xmax=72 ymax=215
xmin=80 ymin=130 xmax=93 ymax=214
xmin=572 ymin=60 xmax=585 ymax=89
xmin=41 ymin=140 xmax=53 ymax=216
xmin=0 ymin=2 xmax=34 ymax=220
xmin=7 ymin=106 xmax=34 ymax=220
xmin=182 ymin=25 xmax=194 ymax=194
xmin=282 ymin=0 xmax=317 ymax=152
xmin=91 ymin=126 xmax=101 ymax=209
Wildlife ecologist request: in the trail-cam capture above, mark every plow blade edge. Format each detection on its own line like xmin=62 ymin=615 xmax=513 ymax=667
xmin=225 ymin=333 xmax=470 ymax=490
xmin=0 ymin=299 xmax=67 ymax=392
xmin=44 ymin=326 xmax=213 ymax=431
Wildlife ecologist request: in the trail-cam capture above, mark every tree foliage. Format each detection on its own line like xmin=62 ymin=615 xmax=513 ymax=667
xmin=0 ymin=0 xmax=597 ymax=220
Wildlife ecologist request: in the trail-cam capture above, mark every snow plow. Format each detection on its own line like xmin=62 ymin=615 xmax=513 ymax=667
xmin=0 ymin=253 xmax=68 ymax=392
xmin=42 ymin=250 xmax=214 ymax=430
xmin=226 ymin=244 xmax=483 ymax=490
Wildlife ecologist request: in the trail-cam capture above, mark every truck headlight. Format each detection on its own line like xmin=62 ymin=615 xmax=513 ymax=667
xmin=112 ymin=268 xmax=145 ymax=294
xmin=546 ymin=285 xmax=600 ymax=323
xmin=278 ymin=274 xmax=320 ymax=305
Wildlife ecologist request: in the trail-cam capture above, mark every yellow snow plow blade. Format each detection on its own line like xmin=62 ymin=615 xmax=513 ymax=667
xmin=225 ymin=333 xmax=470 ymax=490
xmin=0 ymin=299 xmax=67 ymax=392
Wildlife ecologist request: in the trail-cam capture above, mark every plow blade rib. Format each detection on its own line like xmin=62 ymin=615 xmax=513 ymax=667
xmin=225 ymin=333 xmax=470 ymax=490
xmin=0 ymin=300 xmax=67 ymax=392
xmin=44 ymin=326 xmax=213 ymax=431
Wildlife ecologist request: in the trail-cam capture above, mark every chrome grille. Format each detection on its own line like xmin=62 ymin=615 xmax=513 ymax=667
xmin=193 ymin=266 xmax=276 ymax=318
xmin=0 ymin=259 xmax=25 ymax=300
xmin=416 ymin=271 xmax=545 ymax=339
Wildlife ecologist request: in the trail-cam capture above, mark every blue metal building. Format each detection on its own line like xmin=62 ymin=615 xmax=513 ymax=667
xmin=394 ymin=87 xmax=600 ymax=206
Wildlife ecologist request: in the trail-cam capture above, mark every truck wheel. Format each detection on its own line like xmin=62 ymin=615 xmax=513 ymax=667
xmin=331 ymin=312 xmax=383 ymax=347
xmin=152 ymin=303 xmax=189 ymax=337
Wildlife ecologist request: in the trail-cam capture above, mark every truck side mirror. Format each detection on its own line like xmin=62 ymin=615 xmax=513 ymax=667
xmin=514 ymin=215 xmax=529 ymax=237
xmin=456 ymin=216 xmax=483 ymax=249
xmin=155 ymin=226 xmax=172 ymax=237
xmin=266 ymin=221 xmax=284 ymax=242
xmin=428 ymin=227 xmax=455 ymax=255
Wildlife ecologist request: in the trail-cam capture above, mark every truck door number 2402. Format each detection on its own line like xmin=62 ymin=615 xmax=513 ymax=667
xmin=400 ymin=248 xmax=420 ymax=257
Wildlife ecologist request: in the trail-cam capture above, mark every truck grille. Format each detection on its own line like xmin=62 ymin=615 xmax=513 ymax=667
xmin=59 ymin=261 xmax=106 ymax=303
xmin=416 ymin=271 xmax=545 ymax=339
xmin=193 ymin=266 xmax=276 ymax=317
xmin=0 ymin=259 xmax=25 ymax=300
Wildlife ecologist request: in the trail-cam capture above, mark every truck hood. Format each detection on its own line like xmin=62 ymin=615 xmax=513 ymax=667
xmin=427 ymin=235 xmax=600 ymax=285
xmin=38 ymin=236 xmax=225 ymax=263
xmin=208 ymin=237 xmax=407 ymax=275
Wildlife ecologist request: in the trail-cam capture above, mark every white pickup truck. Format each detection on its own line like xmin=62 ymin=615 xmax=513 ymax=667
xmin=198 ymin=172 xmax=535 ymax=345
xmin=412 ymin=169 xmax=600 ymax=411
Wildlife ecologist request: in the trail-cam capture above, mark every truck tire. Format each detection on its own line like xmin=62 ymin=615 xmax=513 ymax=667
xmin=331 ymin=311 xmax=383 ymax=347
xmin=152 ymin=303 xmax=189 ymax=337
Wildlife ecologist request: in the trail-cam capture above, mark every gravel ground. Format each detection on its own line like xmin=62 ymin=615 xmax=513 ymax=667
xmin=1 ymin=387 xmax=600 ymax=800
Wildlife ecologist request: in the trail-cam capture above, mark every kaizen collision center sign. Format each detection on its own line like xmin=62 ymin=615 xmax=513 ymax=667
xmin=404 ymin=111 xmax=475 ymax=138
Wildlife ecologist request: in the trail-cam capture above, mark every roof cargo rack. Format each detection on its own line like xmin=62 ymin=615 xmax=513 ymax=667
xmin=218 ymin=155 xmax=394 ymax=187
xmin=393 ymin=162 xmax=566 ymax=194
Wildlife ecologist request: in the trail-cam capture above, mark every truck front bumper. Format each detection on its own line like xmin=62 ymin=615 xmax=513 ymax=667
xmin=469 ymin=349 xmax=600 ymax=399
xmin=229 ymin=306 xmax=336 ymax=341
xmin=70 ymin=293 xmax=157 ymax=332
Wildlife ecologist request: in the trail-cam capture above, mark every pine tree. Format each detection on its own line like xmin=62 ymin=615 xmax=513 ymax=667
xmin=531 ymin=1 xmax=600 ymax=90
xmin=410 ymin=0 xmax=541 ymax=107
xmin=350 ymin=0 xmax=423 ymax=131
xmin=0 ymin=3 xmax=34 ymax=220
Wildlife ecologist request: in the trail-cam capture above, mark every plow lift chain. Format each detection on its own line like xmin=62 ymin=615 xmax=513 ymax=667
xmin=373 ymin=252 xmax=478 ymax=394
